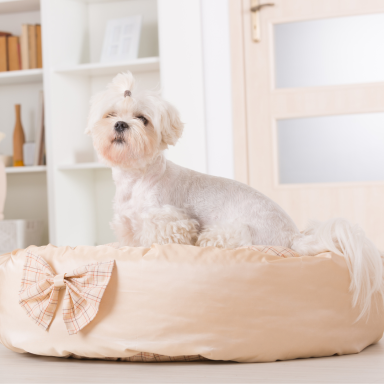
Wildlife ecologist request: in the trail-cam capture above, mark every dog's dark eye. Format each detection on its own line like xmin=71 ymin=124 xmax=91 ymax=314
xmin=106 ymin=112 xmax=117 ymax=118
xmin=137 ymin=116 xmax=148 ymax=125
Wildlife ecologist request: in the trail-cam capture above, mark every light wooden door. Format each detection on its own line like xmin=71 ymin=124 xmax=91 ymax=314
xmin=231 ymin=0 xmax=384 ymax=249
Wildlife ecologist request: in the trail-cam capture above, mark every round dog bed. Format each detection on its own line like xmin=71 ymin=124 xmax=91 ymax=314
xmin=0 ymin=243 xmax=382 ymax=363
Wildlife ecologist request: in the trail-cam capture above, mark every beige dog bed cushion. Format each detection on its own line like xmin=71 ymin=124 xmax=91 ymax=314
xmin=0 ymin=243 xmax=382 ymax=363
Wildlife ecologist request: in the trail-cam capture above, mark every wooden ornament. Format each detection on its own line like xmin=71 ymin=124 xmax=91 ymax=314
xmin=13 ymin=104 xmax=25 ymax=167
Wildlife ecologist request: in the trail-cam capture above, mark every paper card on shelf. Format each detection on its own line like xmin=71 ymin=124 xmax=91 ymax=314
xmin=100 ymin=16 xmax=142 ymax=63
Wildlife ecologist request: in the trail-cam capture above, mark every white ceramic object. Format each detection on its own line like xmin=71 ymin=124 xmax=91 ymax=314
xmin=23 ymin=142 xmax=36 ymax=166
xmin=0 ymin=220 xmax=44 ymax=254
xmin=0 ymin=155 xmax=13 ymax=167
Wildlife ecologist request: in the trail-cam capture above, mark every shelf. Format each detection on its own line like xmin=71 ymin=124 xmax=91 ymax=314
xmin=68 ymin=0 xmax=122 ymax=3
xmin=5 ymin=165 xmax=46 ymax=174
xmin=0 ymin=68 xmax=43 ymax=85
xmin=58 ymin=163 xmax=109 ymax=171
xmin=53 ymin=57 xmax=160 ymax=77
xmin=0 ymin=0 xmax=39 ymax=14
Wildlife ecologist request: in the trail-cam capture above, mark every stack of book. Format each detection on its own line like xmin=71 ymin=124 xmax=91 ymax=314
xmin=0 ymin=24 xmax=42 ymax=72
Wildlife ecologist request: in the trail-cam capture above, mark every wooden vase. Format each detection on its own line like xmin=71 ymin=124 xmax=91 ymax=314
xmin=13 ymin=104 xmax=25 ymax=167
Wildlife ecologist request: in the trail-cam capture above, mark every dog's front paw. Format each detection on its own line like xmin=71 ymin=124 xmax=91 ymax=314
xmin=196 ymin=224 xmax=252 ymax=249
xmin=139 ymin=205 xmax=199 ymax=246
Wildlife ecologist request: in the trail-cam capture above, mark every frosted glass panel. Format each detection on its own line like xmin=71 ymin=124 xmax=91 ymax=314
xmin=274 ymin=14 xmax=384 ymax=88
xmin=277 ymin=113 xmax=384 ymax=184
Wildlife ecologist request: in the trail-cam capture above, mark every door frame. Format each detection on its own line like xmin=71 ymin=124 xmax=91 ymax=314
xmin=229 ymin=0 xmax=249 ymax=185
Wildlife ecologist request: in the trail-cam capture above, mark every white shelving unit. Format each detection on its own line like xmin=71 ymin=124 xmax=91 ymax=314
xmin=1 ymin=0 xmax=211 ymax=248
xmin=0 ymin=68 xmax=43 ymax=85
xmin=0 ymin=1 xmax=48 ymax=245
xmin=54 ymin=57 xmax=160 ymax=77
xmin=0 ymin=0 xmax=39 ymax=14
xmin=42 ymin=0 xmax=161 ymax=247
xmin=58 ymin=163 xmax=108 ymax=171
xmin=0 ymin=0 xmax=161 ymax=247
xmin=5 ymin=166 xmax=46 ymax=174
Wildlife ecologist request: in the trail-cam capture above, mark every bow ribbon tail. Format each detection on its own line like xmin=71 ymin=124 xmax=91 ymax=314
xmin=62 ymin=261 xmax=115 ymax=335
xmin=19 ymin=252 xmax=60 ymax=331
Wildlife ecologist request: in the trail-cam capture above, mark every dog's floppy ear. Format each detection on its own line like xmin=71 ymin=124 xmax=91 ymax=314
xmin=160 ymin=100 xmax=184 ymax=147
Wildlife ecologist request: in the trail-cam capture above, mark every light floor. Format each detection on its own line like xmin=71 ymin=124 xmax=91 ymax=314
xmin=1 ymin=338 xmax=384 ymax=384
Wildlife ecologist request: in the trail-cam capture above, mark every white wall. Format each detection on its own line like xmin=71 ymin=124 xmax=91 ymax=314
xmin=158 ymin=0 xmax=207 ymax=174
xmin=201 ymin=0 xmax=234 ymax=179
xmin=158 ymin=0 xmax=234 ymax=179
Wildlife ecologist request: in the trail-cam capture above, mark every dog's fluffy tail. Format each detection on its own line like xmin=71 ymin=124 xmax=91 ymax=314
xmin=291 ymin=218 xmax=384 ymax=320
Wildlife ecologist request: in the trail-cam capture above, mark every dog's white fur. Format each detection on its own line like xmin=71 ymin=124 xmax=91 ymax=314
xmin=87 ymin=71 xmax=384 ymax=318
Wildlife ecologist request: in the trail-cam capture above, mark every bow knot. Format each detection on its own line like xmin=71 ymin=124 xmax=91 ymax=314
xmin=19 ymin=252 xmax=115 ymax=335
xmin=53 ymin=273 xmax=66 ymax=288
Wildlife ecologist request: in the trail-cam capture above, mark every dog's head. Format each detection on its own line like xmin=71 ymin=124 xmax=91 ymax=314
xmin=86 ymin=71 xmax=183 ymax=169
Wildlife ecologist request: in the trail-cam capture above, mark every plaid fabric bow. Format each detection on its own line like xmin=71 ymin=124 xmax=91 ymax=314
xmin=19 ymin=252 xmax=115 ymax=335
xmin=246 ymin=245 xmax=300 ymax=258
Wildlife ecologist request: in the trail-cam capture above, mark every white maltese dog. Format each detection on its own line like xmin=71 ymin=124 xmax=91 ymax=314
xmin=86 ymin=71 xmax=383 ymax=317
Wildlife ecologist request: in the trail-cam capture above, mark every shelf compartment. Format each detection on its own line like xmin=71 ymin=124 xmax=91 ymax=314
xmin=53 ymin=57 xmax=160 ymax=77
xmin=58 ymin=163 xmax=109 ymax=171
xmin=0 ymin=69 xmax=43 ymax=85
xmin=0 ymin=0 xmax=39 ymax=15
xmin=6 ymin=165 xmax=46 ymax=174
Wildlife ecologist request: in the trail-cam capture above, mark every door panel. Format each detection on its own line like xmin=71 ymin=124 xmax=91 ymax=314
xmin=277 ymin=113 xmax=384 ymax=184
xmin=274 ymin=14 xmax=384 ymax=88
xmin=235 ymin=0 xmax=384 ymax=249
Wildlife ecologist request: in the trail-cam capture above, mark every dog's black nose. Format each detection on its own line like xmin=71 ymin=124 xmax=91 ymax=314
xmin=114 ymin=121 xmax=129 ymax=132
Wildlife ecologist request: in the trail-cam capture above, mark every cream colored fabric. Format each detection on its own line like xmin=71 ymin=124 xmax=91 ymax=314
xmin=0 ymin=244 xmax=383 ymax=363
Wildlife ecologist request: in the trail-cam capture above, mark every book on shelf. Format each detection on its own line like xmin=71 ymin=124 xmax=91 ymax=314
xmin=0 ymin=24 xmax=43 ymax=72
xmin=22 ymin=24 xmax=42 ymax=70
xmin=0 ymin=32 xmax=12 ymax=72
xmin=0 ymin=36 xmax=7 ymax=72
xmin=28 ymin=25 xmax=37 ymax=69
xmin=36 ymin=25 xmax=42 ymax=69
xmin=7 ymin=36 xmax=21 ymax=71
xmin=20 ymin=24 xmax=29 ymax=70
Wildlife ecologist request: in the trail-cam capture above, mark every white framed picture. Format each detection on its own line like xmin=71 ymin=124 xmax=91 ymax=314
xmin=100 ymin=16 xmax=142 ymax=63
